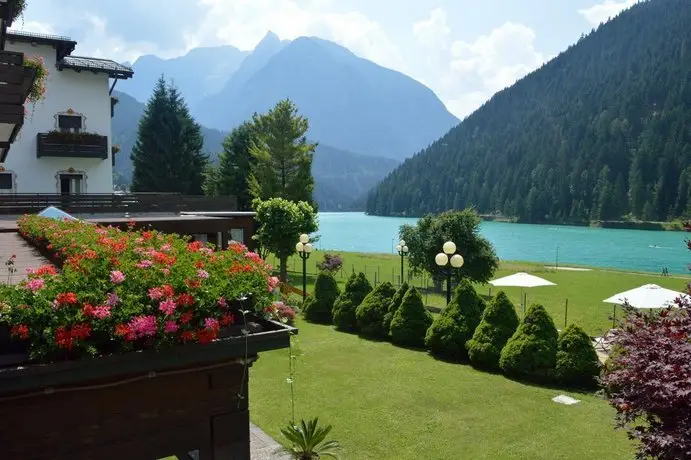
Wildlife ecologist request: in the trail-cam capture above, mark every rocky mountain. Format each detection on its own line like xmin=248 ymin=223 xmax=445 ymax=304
xmin=111 ymin=91 xmax=398 ymax=210
xmin=117 ymin=45 xmax=248 ymax=106
xmin=191 ymin=33 xmax=458 ymax=161
xmin=367 ymin=0 xmax=691 ymax=223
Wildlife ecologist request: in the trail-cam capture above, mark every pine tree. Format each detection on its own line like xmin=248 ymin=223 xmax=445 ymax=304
xmin=131 ymin=76 xmax=208 ymax=193
xmin=390 ymin=287 xmax=432 ymax=348
xmin=209 ymin=121 xmax=257 ymax=210
xmin=248 ymin=99 xmax=316 ymax=207
xmin=425 ymin=280 xmax=485 ymax=361
xmin=466 ymin=291 xmax=519 ymax=369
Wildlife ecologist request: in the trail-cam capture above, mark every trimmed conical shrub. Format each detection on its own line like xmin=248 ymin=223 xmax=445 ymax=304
xmin=383 ymin=282 xmax=409 ymax=332
xmin=302 ymin=273 xmax=340 ymax=324
xmin=425 ymin=280 xmax=485 ymax=361
xmin=466 ymin=291 xmax=519 ymax=369
xmin=355 ymin=282 xmax=396 ymax=338
xmin=499 ymin=304 xmax=558 ymax=382
xmin=390 ymin=287 xmax=432 ymax=348
xmin=332 ymin=272 xmax=372 ymax=331
xmin=555 ymin=324 xmax=601 ymax=388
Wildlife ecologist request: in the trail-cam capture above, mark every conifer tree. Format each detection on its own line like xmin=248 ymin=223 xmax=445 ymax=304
xmin=466 ymin=291 xmax=519 ymax=369
xmin=499 ymin=304 xmax=558 ymax=382
xmin=425 ymin=279 xmax=485 ymax=361
xmin=248 ymin=99 xmax=316 ymax=207
xmin=390 ymin=287 xmax=433 ymax=348
xmin=131 ymin=76 xmax=208 ymax=193
xmin=207 ymin=121 xmax=257 ymax=210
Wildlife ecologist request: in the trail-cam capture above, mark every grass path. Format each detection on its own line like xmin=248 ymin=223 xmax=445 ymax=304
xmin=250 ymin=320 xmax=634 ymax=460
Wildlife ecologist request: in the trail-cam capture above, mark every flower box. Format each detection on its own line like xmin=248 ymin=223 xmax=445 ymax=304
xmin=0 ymin=216 xmax=294 ymax=459
xmin=0 ymin=316 xmax=294 ymax=459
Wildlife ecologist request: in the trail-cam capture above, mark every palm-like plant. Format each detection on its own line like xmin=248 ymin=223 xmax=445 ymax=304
xmin=277 ymin=418 xmax=341 ymax=459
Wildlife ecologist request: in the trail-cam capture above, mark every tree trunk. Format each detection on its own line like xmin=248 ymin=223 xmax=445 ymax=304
xmin=280 ymin=255 xmax=288 ymax=282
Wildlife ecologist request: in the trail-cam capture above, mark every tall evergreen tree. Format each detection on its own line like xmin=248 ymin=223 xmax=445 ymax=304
xmin=131 ymin=76 xmax=208 ymax=194
xmin=208 ymin=121 xmax=257 ymax=210
xmin=248 ymin=99 xmax=316 ymax=207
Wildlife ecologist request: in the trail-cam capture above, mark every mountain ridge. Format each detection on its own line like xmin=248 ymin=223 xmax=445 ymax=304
xmin=367 ymin=0 xmax=691 ymax=223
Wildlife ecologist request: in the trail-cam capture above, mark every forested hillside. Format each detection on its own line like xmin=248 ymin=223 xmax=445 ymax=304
xmin=367 ymin=0 xmax=691 ymax=223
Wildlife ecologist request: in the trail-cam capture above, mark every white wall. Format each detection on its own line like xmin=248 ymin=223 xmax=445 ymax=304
xmin=2 ymin=41 xmax=114 ymax=193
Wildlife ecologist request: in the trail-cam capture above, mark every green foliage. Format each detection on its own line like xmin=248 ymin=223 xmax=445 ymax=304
xmin=332 ymin=272 xmax=372 ymax=331
xmin=24 ymin=55 xmax=47 ymax=104
xmin=425 ymin=280 xmax=485 ymax=361
xmin=390 ymin=287 xmax=432 ymax=348
xmin=467 ymin=291 xmax=520 ymax=369
xmin=399 ymin=209 xmax=498 ymax=284
xmin=248 ymin=99 xmax=317 ymax=207
xmin=302 ymin=273 xmax=340 ymax=324
xmin=131 ymin=77 xmax=208 ymax=193
xmin=555 ymin=324 xmax=601 ymax=388
xmin=355 ymin=282 xmax=396 ymax=338
xmin=278 ymin=418 xmax=341 ymax=459
xmin=204 ymin=121 xmax=257 ymax=210
xmin=499 ymin=304 xmax=559 ymax=382
xmin=253 ymin=198 xmax=317 ymax=281
xmin=383 ymin=282 xmax=409 ymax=332
xmin=367 ymin=0 xmax=691 ymax=223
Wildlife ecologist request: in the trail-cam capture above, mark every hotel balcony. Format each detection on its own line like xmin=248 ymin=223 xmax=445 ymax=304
xmin=36 ymin=132 xmax=109 ymax=160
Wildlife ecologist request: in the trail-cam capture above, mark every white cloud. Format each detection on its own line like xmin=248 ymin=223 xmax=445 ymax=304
xmin=192 ymin=0 xmax=406 ymax=72
xmin=413 ymin=8 xmax=450 ymax=50
xmin=414 ymin=20 xmax=547 ymax=118
xmin=579 ymin=0 xmax=637 ymax=26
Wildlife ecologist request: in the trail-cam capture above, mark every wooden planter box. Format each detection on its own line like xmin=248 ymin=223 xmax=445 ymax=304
xmin=0 ymin=315 xmax=295 ymax=460
xmin=2 ymin=232 xmax=296 ymax=459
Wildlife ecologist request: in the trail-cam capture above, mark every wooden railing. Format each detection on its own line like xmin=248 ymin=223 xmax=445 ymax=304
xmin=37 ymin=133 xmax=109 ymax=160
xmin=0 ymin=193 xmax=238 ymax=215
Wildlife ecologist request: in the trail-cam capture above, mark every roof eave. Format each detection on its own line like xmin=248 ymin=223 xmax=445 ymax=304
xmin=56 ymin=62 xmax=134 ymax=79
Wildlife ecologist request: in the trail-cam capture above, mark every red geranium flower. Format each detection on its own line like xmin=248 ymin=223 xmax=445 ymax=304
xmin=55 ymin=292 xmax=78 ymax=305
xmin=10 ymin=324 xmax=29 ymax=340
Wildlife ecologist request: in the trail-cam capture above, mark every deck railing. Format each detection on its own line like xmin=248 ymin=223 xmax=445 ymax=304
xmin=0 ymin=193 xmax=238 ymax=215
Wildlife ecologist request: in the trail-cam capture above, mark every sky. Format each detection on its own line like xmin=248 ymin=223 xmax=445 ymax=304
xmin=18 ymin=0 xmax=639 ymax=118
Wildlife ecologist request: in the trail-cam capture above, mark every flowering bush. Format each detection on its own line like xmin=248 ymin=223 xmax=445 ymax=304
xmin=601 ymin=223 xmax=691 ymax=459
xmin=264 ymin=301 xmax=297 ymax=325
xmin=24 ymin=55 xmax=48 ymax=104
xmin=316 ymin=253 xmax=343 ymax=275
xmin=0 ymin=216 xmax=276 ymax=361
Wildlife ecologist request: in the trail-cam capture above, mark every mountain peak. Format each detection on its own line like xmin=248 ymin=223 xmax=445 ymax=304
xmin=257 ymin=31 xmax=280 ymax=48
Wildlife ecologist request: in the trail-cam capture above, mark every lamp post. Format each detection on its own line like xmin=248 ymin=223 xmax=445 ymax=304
xmin=395 ymin=239 xmax=409 ymax=286
xmin=295 ymin=233 xmax=313 ymax=303
xmin=435 ymin=240 xmax=465 ymax=305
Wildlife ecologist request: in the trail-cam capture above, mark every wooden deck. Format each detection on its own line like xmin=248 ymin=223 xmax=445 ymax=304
xmin=0 ymin=232 xmax=52 ymax=284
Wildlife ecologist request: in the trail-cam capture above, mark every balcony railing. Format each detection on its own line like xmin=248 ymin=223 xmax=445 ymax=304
xmin=0 ymin=193 xmax=238 ymax=215
xmin=37 ymin=132 xmax=109 ymax=159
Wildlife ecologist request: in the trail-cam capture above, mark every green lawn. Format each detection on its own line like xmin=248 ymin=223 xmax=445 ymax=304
xmin=250 ymin=320 xmax=634 ymax=460
xmin=270 ymin=250 xmax=690 ymax=336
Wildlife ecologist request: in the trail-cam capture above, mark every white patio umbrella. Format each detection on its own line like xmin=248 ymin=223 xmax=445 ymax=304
xmin=489 ymin=272 xmax=556 ymax=316
xmin=603 ymin=283 xmax=689 ymax=327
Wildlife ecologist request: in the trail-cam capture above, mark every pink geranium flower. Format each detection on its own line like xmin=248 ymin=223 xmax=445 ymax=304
xmin=136 ymin=260 xmax=153 ymax=269
xmin=110 ymin=270 xmax=125 ymax=284
xmin=128 ymin=315 xmax=157 ymax=338
xmin=25 ymin=278 xmax=45 ymax=292
xmin=204 ymin=317 xmax=220 ymax=331
xmin=268 ymin=276 xmax=280 ymax=292
xmin=148 ymin=287 xmax=164 ymax=300
xmin=92 ymin=305 xmax=112 ymax=319
xmin=159 ymin=299 xmax=176 ymax=316
xmin=164 ymin=320 xmax=178 ymax=333
xmin=197 ymin=269 xmax=209 ymax=279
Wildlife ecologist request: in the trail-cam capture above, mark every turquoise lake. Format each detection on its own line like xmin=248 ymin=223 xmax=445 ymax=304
xmin=314 ymin=212 xmax=689 ymax=274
